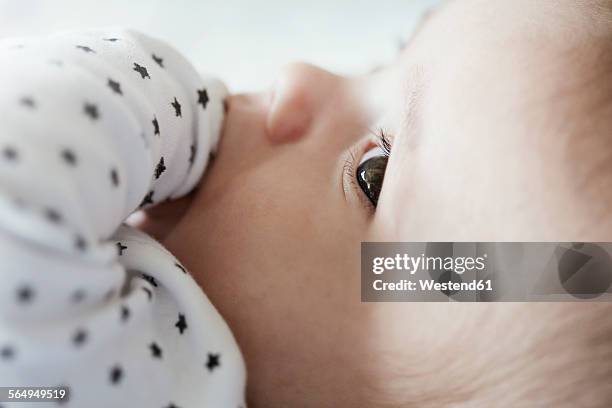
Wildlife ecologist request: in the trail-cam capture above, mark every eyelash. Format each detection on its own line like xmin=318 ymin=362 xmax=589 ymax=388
xmin=376 ymin=128 xmax=393 ymax=157
xmin=343 ymin=128 xmax=393 ymax=210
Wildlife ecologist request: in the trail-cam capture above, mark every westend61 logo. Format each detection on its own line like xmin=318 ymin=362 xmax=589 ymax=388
xmin=361 ymin=242 xmax=612 ymax=302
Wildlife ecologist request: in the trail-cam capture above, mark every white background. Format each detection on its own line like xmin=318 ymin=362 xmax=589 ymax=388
xmin=0 ymin=0 xmax=441 ymax=92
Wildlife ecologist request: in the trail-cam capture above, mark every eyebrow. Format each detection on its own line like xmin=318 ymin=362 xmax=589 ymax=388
xmin=398 ymin=66 xmax=426 ymax=152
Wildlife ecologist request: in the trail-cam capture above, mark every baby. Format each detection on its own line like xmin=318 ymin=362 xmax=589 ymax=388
xmin=153 ymin=0 xmax=612 ymax=406
xmin=0 ymin=30 xmax=245 ymax=407
xmin=3 ymin=0 xmax=612 ymax=407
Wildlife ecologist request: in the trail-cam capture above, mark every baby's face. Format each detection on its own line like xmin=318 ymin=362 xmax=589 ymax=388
xmin=165 ymin=0 xmax=612 ymax=405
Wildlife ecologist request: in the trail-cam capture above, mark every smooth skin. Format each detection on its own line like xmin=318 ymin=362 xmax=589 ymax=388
xmin=142 ymin=0 xmax=612 ymax=406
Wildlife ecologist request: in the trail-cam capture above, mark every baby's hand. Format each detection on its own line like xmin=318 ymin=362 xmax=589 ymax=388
xmin=133 ymin=75 xmax=228 ymax=241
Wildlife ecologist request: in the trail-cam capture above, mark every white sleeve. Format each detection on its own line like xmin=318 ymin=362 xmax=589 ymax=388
xmin=0 ymin=29 xmax=246 ymax=408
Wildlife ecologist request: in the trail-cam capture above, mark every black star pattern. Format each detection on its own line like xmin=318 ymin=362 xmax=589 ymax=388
xmin=171 ymin=97 xmax=182 ymax=117
xmin=141 ymin=286 xmax=153 ymax=301
xmin=75 ymin=235 xmax=87 ymax=252
xmin=2 ymin=146 xmax=17 ymax=161
xmin=197 ymin=88 xmax=209 ymax=110
xmin=175 ymin=262 xmax=187 ymax=274
xmin=72 ymin=329 xmax=87 ymax=347
xmin=149 ymin=342 xmax=162 ymax=359
xmin=141 ymin=274 xmax=158 ymax=287
xmin=44 ymin=208 xmax=62 ymax=224
xmin=1 ymin=345 xmax=15 ymax=360
xmin=109 ymin=365 xmax=123 ymax=385
xmin=175 ymin=314 xmax=187 ymax=334
xmin=139 ymin=190 xmax=154 ymax=207
xmin=20 ymin=97 xmax=36 ymax=108
xmin=116 ymin=242 xmax=127 ymax=256
xmin=61 ymin=149 xmax=77 ymax=166
xmin=120 ymin=305 xmax=130 ymax=322
xmin=206 ymin=353 xmax=220 ymax=372
xmin=107 ymin=78 xmax=122 ymax=95
xmin=76 ymin=45 xmax=95 ymax=53
xmin=152 ymin=116 xmax=160 ymax=136
xmin=110 ymin=168 xmax=120 ymax=187
xmin=83 ymin=102 xmax=99 ymax=121
xmin=103 ymin=38 xmax=119 ymax=42
xmin=16 ymin=285 xmax=34 ymax=304
xmin=133 ymin=63 xmax=150 ymax=79
xmin=188 ymin=145 xmax=196 ymax=165
xmin=71 ymin=289 xmax=86 ymax=303
xmin=154 ymin=157 xmax=166 ymax=179
xmin=152 ymin=54 xmax=164 ymax=68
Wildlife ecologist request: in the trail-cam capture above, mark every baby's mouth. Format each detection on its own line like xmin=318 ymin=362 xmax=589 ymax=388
xmin=220 ymin=91 xmax=274 ymax=144
xmin=224 ymin=91 xmax=273 ymax=114
xmin=205 ymin=90 xmax=272 ymax=173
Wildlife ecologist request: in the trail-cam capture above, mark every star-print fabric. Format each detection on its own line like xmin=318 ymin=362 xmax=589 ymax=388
xmin=0 ymin=30 xmax=246 ymax=408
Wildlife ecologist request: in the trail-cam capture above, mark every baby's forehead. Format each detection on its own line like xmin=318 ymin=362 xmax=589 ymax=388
xmin=376 ymin=0 xmax=612 ymax=240
xmin=398 ymin=0 xmax=612 ymax=135
xmin=411 ymin=0 xmax=611 ymax=61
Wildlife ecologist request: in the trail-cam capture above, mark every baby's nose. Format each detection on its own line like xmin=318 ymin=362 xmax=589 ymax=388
xmin=266 ymin=62 xmax=338 ymax=144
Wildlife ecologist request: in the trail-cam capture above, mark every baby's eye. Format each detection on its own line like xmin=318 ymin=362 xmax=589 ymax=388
xmin=356 ymin=146 xmax=389 ymax=207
